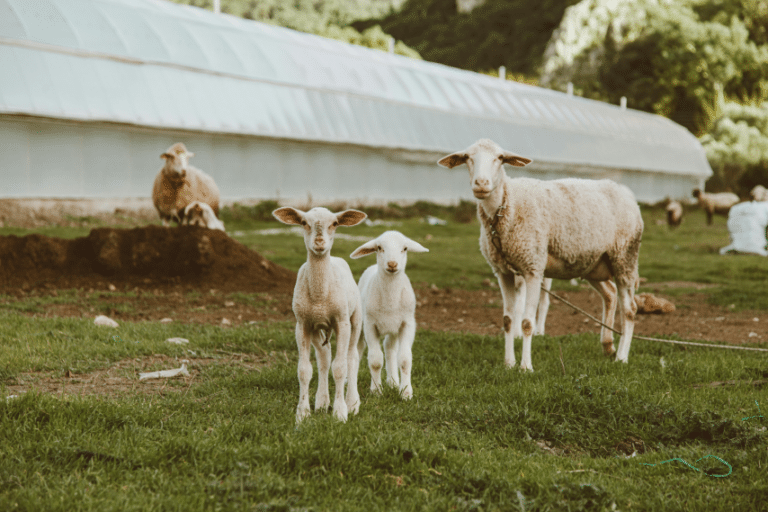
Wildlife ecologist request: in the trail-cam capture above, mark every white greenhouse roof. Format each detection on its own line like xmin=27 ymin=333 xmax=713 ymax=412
xmin=0 ymin=0 xmax=712 ymax=178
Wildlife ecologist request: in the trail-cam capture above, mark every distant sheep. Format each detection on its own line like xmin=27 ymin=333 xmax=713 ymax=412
xmin=750 ymin=184 xmax=768 ymax=202
xmin=350 ymin=231 xmax=429 ymax=400
xmin=666 ymin=200 xmax=683 ymax=228
xmin=152 ymin=143 xmax=220 ymax=226
xmin=692 ymin=188 xmax=739 ymax=225
xmin=272 ymin=206 xmax=367 ymax=423
xmin=182 ymin=201 xmax=225 ymax=231
xmin=439 ymin=139 xmax=642 ymax=370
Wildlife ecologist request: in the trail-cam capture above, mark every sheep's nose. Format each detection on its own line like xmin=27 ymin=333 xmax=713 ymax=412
xmin=387 ymin=261 xmax=398 ymax=272
xmin=474 ymin=178 xmax=490 ymax=188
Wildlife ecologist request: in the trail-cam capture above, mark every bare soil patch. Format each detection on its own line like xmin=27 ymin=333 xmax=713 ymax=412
xmin=0 ymin=225 xmax=296 ymax=294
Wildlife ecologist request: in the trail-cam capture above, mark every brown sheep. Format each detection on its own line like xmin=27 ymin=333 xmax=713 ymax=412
xmin=152 ymin=143 xmax=220 ymax=226
xmin=692 ymin=188 xmax=738 ymax=225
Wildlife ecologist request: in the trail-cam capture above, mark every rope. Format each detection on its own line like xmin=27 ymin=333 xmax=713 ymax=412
xmin=541 ymin=286 xmax=768 ymax=353
xmin=640 ymin=455 xmax=732 ymax=478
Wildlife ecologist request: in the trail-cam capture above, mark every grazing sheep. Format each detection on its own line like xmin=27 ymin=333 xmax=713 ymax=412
xmin=153 ymin=143 xmax=220 ymax=226
xmin=666 ymin=200 xmax=683 ymax=228
xmin=438 ymin=139 xmax=642 ymax=370
xmin=182 ymin=201 xmax=225 ymax=231
xmin=750 ymin=184 xmax=768 ymax=202
xmin=350 ymin=231 xmax=429 ymax=400
xmin=272 ymin=206 xmax=367 ymax=423
xmin=692 ymin=188 xmax=739 ymax=225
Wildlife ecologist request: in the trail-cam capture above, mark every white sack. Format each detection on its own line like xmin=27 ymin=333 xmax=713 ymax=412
xmin=720 ymin=201 xmax=768 ymax=256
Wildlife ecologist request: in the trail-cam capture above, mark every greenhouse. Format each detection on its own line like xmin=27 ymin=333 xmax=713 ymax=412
xmin=0 ymin=0 xmax=712 ymax=204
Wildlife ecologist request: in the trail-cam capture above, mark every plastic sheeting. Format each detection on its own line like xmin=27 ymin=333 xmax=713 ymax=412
xmin=720 ymin=202 xmax=768 ymax=256
xmin=0 ymin=0 xmax=712 ymax=180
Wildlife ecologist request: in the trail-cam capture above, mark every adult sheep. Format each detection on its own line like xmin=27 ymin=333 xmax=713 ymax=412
xmin=692 ymin=188 xmax=738 ymax=225
xmin=153 ymin=143 xmax=221 ymax=226
xmin=438 ymin=139 xmax=642 ymax=371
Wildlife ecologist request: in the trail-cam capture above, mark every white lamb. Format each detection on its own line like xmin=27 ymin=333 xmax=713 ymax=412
xmin=350 ymin=231 xmax=429 ymax=400
xmin=182 ymin=201 xmax=225 ymax=231
xmin=153 ymin=143 xmax=221 ymax=226
xmin=272 ymin=206 xmax=367 ymax=423
xmin=439 ymin=139 xmax=642 ymax=371
xmin=692 ymin=188 xmax=739 ymax=225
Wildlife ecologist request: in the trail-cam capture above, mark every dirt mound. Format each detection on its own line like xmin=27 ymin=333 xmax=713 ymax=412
xmin=0 ymin=226 xmax=296 ymax=294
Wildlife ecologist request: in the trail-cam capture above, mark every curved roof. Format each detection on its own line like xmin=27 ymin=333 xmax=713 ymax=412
xmin=0 ymin=0 xmax=712 ymax=178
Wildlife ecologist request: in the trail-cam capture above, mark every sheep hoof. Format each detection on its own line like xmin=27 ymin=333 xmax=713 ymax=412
xmin=504 ymin=359 xmax=516 ymax=369
xmin=519 ymin=365 xmax=534 ymax=373
xmin=296 ymin=407 xmax=311 ymax=424
xmin=400 ymin=387 xmax=413 ymax=400
xmin=333 ymin=404 xmax=348 ymax=423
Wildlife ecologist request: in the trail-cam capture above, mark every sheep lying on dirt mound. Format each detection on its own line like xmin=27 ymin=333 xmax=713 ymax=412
xmin=182 ymin=202 xmax=225 ymax=231
xmin=153 ymin=143 xmax=221 ymax=226
xmin=439 ymin=139 xmax=643 ymax=371
xmin=692 ymin=188 xmax=739 ymax=225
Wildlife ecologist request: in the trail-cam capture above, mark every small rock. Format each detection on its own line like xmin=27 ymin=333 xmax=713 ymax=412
xmin=715 ymin=317 xmax=725 ymax=321
xmin=221 ymin=318 xmax=231 ymax=326
xmin=224 ymin=301 xmax=235 ymax=307
xmin=749 ymin=332 xmax=759 ymax=338
xmin=160 ymin=318 xmax=173 ymax=324
xmin=94 ymin=315 xmax=119 ymax=328
xmin=108 ymin=283 xmax=117 ymax=291
xmin=754 ymin=317 xmax=760 ymax=322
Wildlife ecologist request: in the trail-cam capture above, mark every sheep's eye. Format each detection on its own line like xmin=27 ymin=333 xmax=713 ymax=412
xmin=332 ymin=221 xmax=338 ymax=227
xmin=377 ymin=246 xmax=381 ymax=252
xmin=300 ymin=220 xmax=307 ymax=226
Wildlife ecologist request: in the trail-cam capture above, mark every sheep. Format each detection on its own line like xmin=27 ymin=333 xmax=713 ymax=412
xmin=152 ymin=143 xmax=221 ymax=226
xmin=666 ymin=200 xmax=683 ymax=228
xmin=182 ymin=201 xmax=225 ymax=231
xmin=438 ymin=139 xmax=642 ymax=371
xmin=750 ymin=184 xmax=768 ymax=202
xmin=350 ymin=231 xmax=429 ymax=400
xmin=692 ymin=188 xmax=739 ymax=225
xmin=272 ymin=206 xmax=367 ymax=423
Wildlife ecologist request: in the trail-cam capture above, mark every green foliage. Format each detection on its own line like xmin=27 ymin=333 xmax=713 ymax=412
xmin=598 ymin=4 xmax=768 ymax=135
xmin=700 ymin=100 xmax=768 ymax=193
xmin=353 ymin=0 xmax=578 ymax=75
xmin=168 ymin=0 xmax=421 ymax=58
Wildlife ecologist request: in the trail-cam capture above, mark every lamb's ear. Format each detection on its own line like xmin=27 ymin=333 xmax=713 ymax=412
xmin=438 ymin=152 xmax=469 ymax=169
xmin=499 ymin=151 xmax=532 ymax=167
xmin=336 ymin=209 xmax=367 ymax=227
xmin=404 ymin=237 xmax=429 ymax=253
xmin=272 ymin=207 xmax=304 ymax=225
xmin=186 ymin=151 xmax=195 ymax=158
xmin=161 ymin=152 xmax=172 ymax=160
xmin=350 ymin=240 xmax=377 ymax=259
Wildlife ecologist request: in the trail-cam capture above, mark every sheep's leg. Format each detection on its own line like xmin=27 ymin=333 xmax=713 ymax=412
xmin=345 ymin=309 xmax=363 ymax=415
xmin=331 ymin=320 xmax=351 ymax=422
xmin=497 ymin=272 xmax=524 ymax=368
xmin=535 ymin=278 xmax=552 ymax=335
xmin=520 ymin=273 xmax=544 ymax=372
xmin=614 ymin=282 xmax=637 ymax=363
xmin=295 ymin=322 xmax=314 ymax=423
xmin=586 ymin=279 xmax=618 ymax=357
xmin=384 ymin=334 xmax=400 ymax=388
xmin=706 ymin=208 xmax=714 ymax=225
xmin=365 ymin=321 xmax=384 ymax=394
xmin=312 ymin=331 xmax=331 ymax=413
xmin=397 ymin=319 xmax=416 ymax=400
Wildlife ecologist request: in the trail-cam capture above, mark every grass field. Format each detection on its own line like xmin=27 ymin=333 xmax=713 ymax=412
xmin=1 ymin=203 xmax=767 ymax=511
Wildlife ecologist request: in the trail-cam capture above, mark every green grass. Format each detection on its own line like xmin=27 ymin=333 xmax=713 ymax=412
xmin=1 ymin=312 xmax=767 ymax=511
xmin=2 ymin=204 xmax=768 ymax=510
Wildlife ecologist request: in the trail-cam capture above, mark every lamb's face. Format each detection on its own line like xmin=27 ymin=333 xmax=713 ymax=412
xmin=272 ymin=207 xmax=367 ymax=257
xmin=438 ymin=139 xmax=532 ymax=200
xmin=350 ymin=231 xmax=429 ymax=274
xmin=185 ymin=202 xmax=214 ymax=227
xmin=161 ymin=143 xmax=193 ymax=177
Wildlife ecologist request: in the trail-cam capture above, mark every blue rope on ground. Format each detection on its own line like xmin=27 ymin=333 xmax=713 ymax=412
xmin=742 ymin=400 xmax=764 ymax=422
xmin=640 ymin=455 xmax=732 ymax=478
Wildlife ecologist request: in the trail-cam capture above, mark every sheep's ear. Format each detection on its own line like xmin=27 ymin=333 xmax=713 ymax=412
xmin=438 ymin=152 xmax=469 ymax=169
xmin=186 ymin=151 xmax=195 ymax=158
xmin=161 ymin=152 xmax=172 ymax=160
xmin=336 ymin=209 xmax=367 ymax=227
xmin=350 ymin=240 xmax=377 ymax=259
xmin=272 ymin=207 xmax=304 ymax=225
xmin=499 ymin=151 xmax=531 ymax=167
xmin=404 ymin=237 xmax=429 ymax=253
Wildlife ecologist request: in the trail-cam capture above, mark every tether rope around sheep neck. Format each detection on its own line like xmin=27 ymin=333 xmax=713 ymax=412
xmin=488 ymin=202 xmax=768 ymax=353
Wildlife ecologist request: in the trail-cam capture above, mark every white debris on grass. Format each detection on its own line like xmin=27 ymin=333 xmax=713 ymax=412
xmin=166 ymin=337 xmax=189 ymax=345
xmin=94 ymin=315 xmax=119 ymax=328
xmin=423 ymin=215 xmax=447 ymax=226
xmin=160 ymin=318 xmax=173 ymax=324
xmin=139 ymin=361 xmax=190 ymax=381
xmin=659 ymin=357 xmax=666 ymax=369
xmin=749 ymin=332 xmax=759 ymax=338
